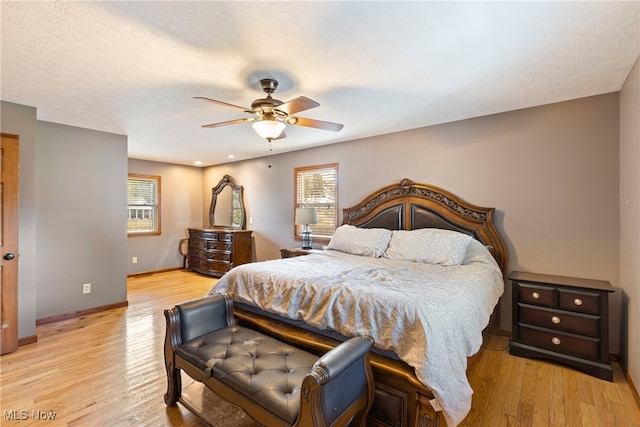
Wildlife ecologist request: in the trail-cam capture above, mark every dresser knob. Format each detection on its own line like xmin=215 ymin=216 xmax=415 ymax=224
xmin=551 ymin=337 xmax=561 ymax=345
xmin=532 ymin=292 xmax=540 ymax=299
xmin=551 ymin=316 xmax=561 ymax=324
xmin=574 ymin=298 xmax=583 ymax=306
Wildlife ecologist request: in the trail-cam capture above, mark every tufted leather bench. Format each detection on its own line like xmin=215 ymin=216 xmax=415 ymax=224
xmin=164 ymin=294 xmax=374 ymax=427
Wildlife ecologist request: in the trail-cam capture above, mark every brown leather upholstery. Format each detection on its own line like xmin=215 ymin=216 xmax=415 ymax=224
xmin=164 ymin=294 xmax=374 ymax=427
xmin=178 ymin=325 xmax=318 ymax=424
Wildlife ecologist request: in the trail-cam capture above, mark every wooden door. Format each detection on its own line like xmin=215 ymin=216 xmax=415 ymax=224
xmin=1 ymin=134 xmax=19 ymax=354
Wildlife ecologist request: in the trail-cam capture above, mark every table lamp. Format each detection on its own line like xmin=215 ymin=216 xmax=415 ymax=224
xmin=295 ymin=207 xmax=318 ymax=250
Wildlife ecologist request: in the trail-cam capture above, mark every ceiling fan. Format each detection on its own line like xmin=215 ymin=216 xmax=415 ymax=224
xmin=195 ymin=78 xmax=343 ymax=142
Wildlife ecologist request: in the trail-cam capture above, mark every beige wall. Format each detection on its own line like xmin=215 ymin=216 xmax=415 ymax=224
xmin=619 ymin=55 xmax=640 ymax=392
xmin=205 ymin=93 xmax=622 ymax=351
xmin=36 ymin=121 xmax=128 ymax=319
xmin=127 ymin=159 xmax=204 ymax=275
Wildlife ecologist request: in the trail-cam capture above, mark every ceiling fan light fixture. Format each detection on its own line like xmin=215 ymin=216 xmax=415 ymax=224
xmin=252 ymin=119 xmax=285 ymax=140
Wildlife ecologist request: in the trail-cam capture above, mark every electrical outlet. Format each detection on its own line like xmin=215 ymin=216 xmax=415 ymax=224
xmin=132 ymin=257 xmax=138 ymax=264
xmin=83 ymin=283 xmax=91 ymax=294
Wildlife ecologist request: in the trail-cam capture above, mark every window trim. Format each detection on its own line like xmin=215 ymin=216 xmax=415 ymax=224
xmin=127 ymin=173 xmax=161 ymax=237
xmin=293 ymin=163 xmax=338 ymax=244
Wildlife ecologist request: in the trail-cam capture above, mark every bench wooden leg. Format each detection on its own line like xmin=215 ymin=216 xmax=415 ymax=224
xmin=164 ymin=307 xmax=182 ymax=406
xmin=164 ymin=360 xmax=182 ymax=406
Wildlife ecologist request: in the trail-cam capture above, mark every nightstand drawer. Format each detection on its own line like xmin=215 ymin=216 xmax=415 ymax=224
xmin=558 ymin=289 xmax=600 ymax=315
xmin=516 ymin=283 xmax=555 ymax=307
xmin=518 ymin=325 xmax=599 ymax=361
xmin=518 ymin=305 xmax=599 ymax=337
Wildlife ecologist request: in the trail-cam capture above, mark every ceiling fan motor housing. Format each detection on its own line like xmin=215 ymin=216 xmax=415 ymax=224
xmin=251 ymin=79 xmax=285 ymax=114
xmin=260 ymin=78 xmax=278 ymax=94
xmin=251 ymin=97 xmax=283 ymax=111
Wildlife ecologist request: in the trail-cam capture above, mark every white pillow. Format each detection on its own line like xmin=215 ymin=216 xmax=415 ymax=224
xmin=327 ymin=225 xmax=392 ymax=258
xmin=384 ymin=229 xmax=472 ymax=265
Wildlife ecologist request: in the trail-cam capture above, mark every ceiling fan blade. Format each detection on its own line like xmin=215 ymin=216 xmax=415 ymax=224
xmin=194 ymin=96 xmax=251 ymax=113
xmin=202 ymin=118 xmax=252 ymax=128
xmin=275 ymin=96 xmax=320 ymax=115
xmin=290 ymin=116 xmax=344 ymax=132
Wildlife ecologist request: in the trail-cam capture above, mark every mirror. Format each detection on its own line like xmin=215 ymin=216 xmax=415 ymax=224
xmin=209 ymin=175 xmax=246 ymax=229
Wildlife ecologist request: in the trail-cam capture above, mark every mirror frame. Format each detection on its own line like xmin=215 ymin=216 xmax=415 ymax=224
xmin=209 ymin=175 xmax=246 ymax=229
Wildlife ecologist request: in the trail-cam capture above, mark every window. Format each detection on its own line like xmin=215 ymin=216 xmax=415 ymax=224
xmin=294 ymin=163 xmax=338 ymax=241
xmin=127 ymin=174 xmax=161 ymax=235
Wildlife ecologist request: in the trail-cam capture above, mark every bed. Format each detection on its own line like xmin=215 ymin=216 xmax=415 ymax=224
xmin=206 ymin=178 xmax=508 ymax=427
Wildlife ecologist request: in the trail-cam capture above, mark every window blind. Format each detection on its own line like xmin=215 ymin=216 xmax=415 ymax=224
xmin=127 ymin=175 xmax=160 ymax=233
xmin=295 ymin=164 xmax=337 ymax=238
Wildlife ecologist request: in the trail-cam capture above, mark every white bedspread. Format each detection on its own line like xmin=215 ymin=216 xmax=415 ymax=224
xmin=207 ymin=239 xmax=504 ymax=426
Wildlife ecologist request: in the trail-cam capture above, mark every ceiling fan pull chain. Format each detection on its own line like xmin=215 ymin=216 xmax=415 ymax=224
xmin=268 ymin=140 xmax=272 ymax=168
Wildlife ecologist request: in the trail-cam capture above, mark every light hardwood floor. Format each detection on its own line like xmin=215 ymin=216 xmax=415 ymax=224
xmin=1 ymin=270 xmax=638 ymax=427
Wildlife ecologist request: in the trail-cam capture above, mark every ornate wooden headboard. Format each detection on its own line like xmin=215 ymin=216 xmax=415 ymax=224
xmin=342 ymin=178 xmax=508 ymax=273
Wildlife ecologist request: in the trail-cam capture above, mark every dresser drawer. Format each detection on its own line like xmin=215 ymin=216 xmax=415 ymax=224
xmin=206 ymin=260 xmax=232 ymax=273
xmin=189 ymin=257 xmax=232 ymax=273
xmin=207 ymin=241 xmax=233 ymax=251
xmin=518 ymin=325 xmax=599 ymax=361
xmin=558 ymin=289 xmax=600 ymax=315
xmin=518 ymin=305 xmax=599 ymax=337
xmin=188 ymin=256 xmax=208 ymax=271
xmin=212 ymin=232 xmax=233 ymax=242
xmin=191 ymin=248 xmax=231 ymax=262
xmin=516 ymin=283 xmax=555 ymax=308
xmin=190 ymin=239 xmax=233 ymax=251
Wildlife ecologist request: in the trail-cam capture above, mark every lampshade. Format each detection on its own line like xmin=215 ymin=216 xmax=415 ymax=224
xmin=252 ymin=119 xmax=286 ymax=140
xmin=295 ymin=207 xmax=319 ymax=225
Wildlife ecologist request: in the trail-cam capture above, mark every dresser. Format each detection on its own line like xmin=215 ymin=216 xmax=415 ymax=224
xmin=509 ymin=271 xmax=614 ymax=381
xmin=188 ymin=228 xmax=252 ymax=277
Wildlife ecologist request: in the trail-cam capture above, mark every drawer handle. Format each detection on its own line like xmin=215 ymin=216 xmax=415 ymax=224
xmin=574 ymin=298 xmax=583 ymax=306
xmin=551 ymin=316 xmax=561 ymax=324
xmin=532 ymin=292 xmax=540 ymax=299
xmin=551 ymin=337 xmax=561 ymax=345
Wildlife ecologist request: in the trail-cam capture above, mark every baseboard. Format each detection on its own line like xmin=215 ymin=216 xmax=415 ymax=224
xmin=127 ymin=266 xmax=182 ymax=278
xmin=36 ymin=300 xmax=129 ymax=326
xmin=18 ymin=334 xmax=37 ymax=346
xmin=627 ymin=371 xmax=640 ymax=410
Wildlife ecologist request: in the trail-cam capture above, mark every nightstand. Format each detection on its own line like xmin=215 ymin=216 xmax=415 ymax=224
xmin=279 ymin=247 xmax=322 ymax=258
xmin=509 ymin=271 xmax=614 ymax=381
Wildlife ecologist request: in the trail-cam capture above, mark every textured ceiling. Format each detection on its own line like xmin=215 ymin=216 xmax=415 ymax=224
xmin=1 ymin=1 xmax=639 ymax=166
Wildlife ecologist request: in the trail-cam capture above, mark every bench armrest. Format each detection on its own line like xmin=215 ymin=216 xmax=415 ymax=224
xmin=164 ymin=294 xmax=234 ymax=355
xmin=163 ymin=294 xmax=235 ymax=406
xmin=176 ymin=294 xmax=234 ymax=342
xmin=297 ymin=336 xmax=375 ymax=427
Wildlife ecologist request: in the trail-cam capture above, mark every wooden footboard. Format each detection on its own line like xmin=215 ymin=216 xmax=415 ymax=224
xmin=233 ymin=306 xmax=469 ymax=427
